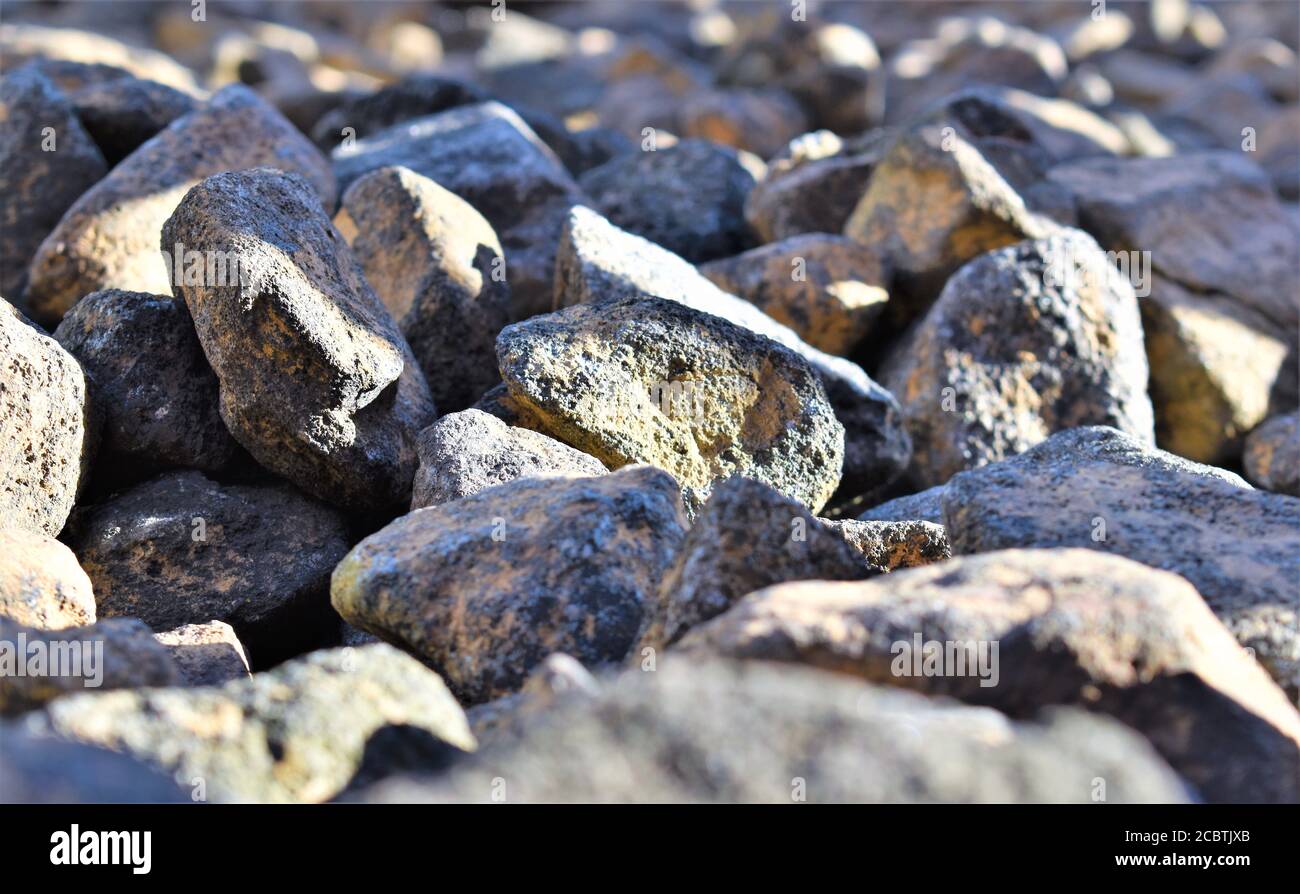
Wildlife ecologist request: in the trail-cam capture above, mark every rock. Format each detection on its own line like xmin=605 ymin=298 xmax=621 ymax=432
xmin=1159 ymin=72 xmax=1280 ymax=151
xmin=577 ymin=139 xmax=757 ymax=264
xmin=641 ymin=477 xmax=877 ymax=649
xmin=1140 ymin=275 xmax=1293 ymax=464
xmin=857 ymin=485 xmax=946 ymax=525
xmin=0 ymin=66 xmax=108 ymax=302
xmin=496 ymin=296 xmax=845 ymax=514
xmin=943 ymin=426 xmax=1300 ymax=701
xmin=162 ymin=167 xmax=436 ymax=515
xmin=52 ymin=290 xmax=238 ymax=483
xmin=27 ymin=644 xmax=475 ymax=803
xmin=555 ymin=206 xmax=910 ymax=502
xmin=332 ymin=466 xmax=687 ymax=705
xmin=678 ymin=88 xmax=809 ymax=160
xmin=1206 ymin=37 xmax=1299 ymax=104
xmin=308 ymin=74 xmax=488 ymax=149
xmin=881 ymin=230 xmax=1155 ymax=488
xmin=410 ymin=409 xmax=606 ymax=510
xmin=0 ymin=726 xmax=187 ymax=803
xmin=1048 ymin=151 xmax=1299 ymax=333
xmin=0 ymin=617 xmax=180 ymax=715
xmin=24 ymin=85 xmax=335 ymax=325
xmin=355 ymin=659 xmax=1190 ymax=803
xmin=465 ymin=652 xmax=600 ymax=747
xmin=844 ymin=123 xmax=1059 ymax=321
xmin=68 ymin=73 xmax=197 ymax=165
xmin=335 ymin=166 xmax=510 ymax=414
xmin=332 ymin=101 xmax=584 ymax=319
xmin=66 ymin=471 xmax=351 ymax=667
xmin=745 ymin=129 xmax=888 ymax=244
xmin=821 ymin=519 xmax=951 ymax=570
xmin=0 ymin=300 xmax=97 ymax=537
xmin=154 ymin=621 xmax=250 ymax=687
xmin=1245 ymin=412 xmax=1300 ymax=497
xmin=700 ymin=235 xmax=889 ymax=357
xmin=678 ymin=549 xmax=1299 ymax=804
xmin=0 ymin=528 xmax=96 ymax=630
xmin=0 ymin=23 xmax=203 ymax=95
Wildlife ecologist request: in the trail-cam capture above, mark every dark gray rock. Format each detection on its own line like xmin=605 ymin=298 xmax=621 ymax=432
xmin=0 ymin=726 xmax=187 ymax=803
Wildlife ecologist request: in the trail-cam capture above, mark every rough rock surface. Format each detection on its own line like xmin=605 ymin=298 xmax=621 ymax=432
xmin=496 ymin=296 xmax=845 ymax=514
xmin=332 ymin=102 xmax=584 ymax=319
xmin=53 ymin=289 xmax=238 ymax=481
xmin=332 ymin=466 xmax=687 ymax=705
xmin=844 ymin=124 xmax=1058 ymax=320
xmin=25 ymin=85 xmax=335 ymax=324
xmin=822 ymin=519 xmax=952 ymax=570
xmin=0 ymin=726 xmax=187 ymax=803
xmin=69 ymin=72 xmax=197 ymax=165
xmin=309 ymin=74 xmax=488 ymax=149
xmin=66 ymin=471 xmax=351 ymax=667
xmin=0 ymin=528 xmax=96 ymax=630
xmin=0 ymin=617 xmax=180 ymax=715
xmin=335 ymin=165 xmax=510 ymax=413
xmin=679 ymin=549 xmax=1299 ymax=803
xmin=943 ymin=427 xmax=1300 ymax=701
xmin=162 ymin=168 xmax=436 ymax=514
xmin=555 ymin=207 xmax=910 ymax=501
xmin=154 ymin=621 xmax=251 ymax=687
xmin=700 ymin=235 xmax=889 ymax=357
xmin=1245 ymin=412 xmax=1300 ymax=497
xmin=410 ymin=409 xmax=606 ymax=510
xmin=577 ymin=139 xmax=757 ymax=264
xmin=26 ymin=644 xmax=475 ymax=803
xmin=0 ymin=66 xmax=108 ymax=302
xmin=0 ymin=300 xmax=97 ymax=537
xmin=857 ymin=485 xmax=946 ymax=525
xmin=882 ymin=231 xmax=1155 ymax=487
xmin=355 ymin=659 xmax=1190 ymax=803
xmin=641 ymin=477 xmax=877 ymax=650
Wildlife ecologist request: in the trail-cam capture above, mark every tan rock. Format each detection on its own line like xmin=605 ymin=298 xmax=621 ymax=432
xmin=0 ymin=528 xmax=95 ymax=630
xmin=153 ymin=621 xmax=250 ymax=687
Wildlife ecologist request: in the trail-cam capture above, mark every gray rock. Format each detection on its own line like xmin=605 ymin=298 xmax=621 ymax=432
xmin=69 ymin=72 xmax=197 ymax=165
xmin=53 ymin=289 xmax=238 ymax=482
xmin=555 ymin=206 xmax=910 ymax=502
xmin=26 ymin=644 xmax=475 ymax=803
xmin=66 ymin=470 xmax=351 ymax=667
xmin=496 ymin=296 xmax=845 ymax=514
xmin=0 ymin=726 xmax=187 ymax=803
xmin=162 ymin=167 xmax=435 ymax=514
xmin=0 ymin=299 xmax=97 ymax=537
xmin=1245 ymin=411 xmax=1300 ymax=497
xmin=0 ymin=527 xmax=96 ymax=630
xmin=410 ymin=409 xmax=606 ymax=510
xmin=354 ymin=659 xmax=1191 ymax=803
xmin=333 ymin=101 xmax=584 ymax=319
xmin=332 ymin=466 xmax=687 ymax=705
xmin=335 ymin=166 xmax=510 ymax=413
xmin=943 ymin=426 xmax=1300 ymax=701
xmin=857 ymin=485 xmax=946 ymax=525
xmin=154 ymin=621 xmax=250 ymax=688
xmin=309 ymin=74 xmax=488 ymax=149
xmin=881 ymin=230 xmax=1154 ymax=487
xmin=822 ymin=518 xmax=951 ymax=570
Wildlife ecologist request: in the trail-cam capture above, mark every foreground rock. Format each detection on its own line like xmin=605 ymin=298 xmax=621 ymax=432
xmin=1245 ymin=412 xmax=1300 ymax=496
xmin=335 ymin=166 xmax=511 ymax=413
xmin=700 ymin=235 xmax=889 ymax=357
xmin=332 ymin=102 xmax=583 ymax=319
xmin=0 ymin=300 xmax=97 ymax=537
xmin=154 ymin=621 xmax=250 ymax=687
xmin=53 ymin=290 xmax=238 ymax=481
xmin=27 ymin=644 xmax=475 ymax=803
xmin=0 ymin=528 xmax=96 ymax=630
xmin=410 ymin=409 xmax=605 ymax=510
xmin=163 ymin=168 xmax=436 ymax=514
xmin=0 ymin=726 xmax=186 ymax=803
xmin=496 ymin=297 xmax=844 ymax=514
xmin=882 ymin=231 xmax=1154 ymax=487
xmin=0 ymin=618 xmax=180 ymax=715
xmin=355 ymin=659 xmax=1189 ymax=803
xmin=333 ymin=466 xmax=687 ymax=705
xmin=25 ymin=85 xmax=335 ymax=324
xmin=555 ymin=207 xmax=909 ymax=501
xmin=577 ymin=139 xmax=757 ymax=264
xmin=821 ymin=519 xmax=952 ymax=570
xmin=0 ymin=66 xmax=107 ymax=302
xmin=680 ymin=550 xmax=1299 ymax=803
xmin=943 ymin=427 xmax=1300 ymax=701
xmin=641 ymin=477 xmax=877 ymax=650
xmin=66 ymin=471 xmax=351 ymax=666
